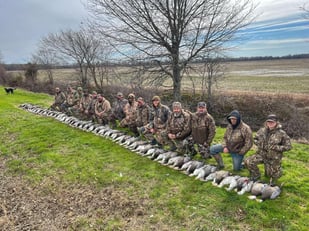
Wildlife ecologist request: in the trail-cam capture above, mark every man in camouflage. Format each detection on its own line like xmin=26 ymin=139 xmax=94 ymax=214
xmin=50 ymin=87 xmax=66 ymax=112
xmin=85 ymin=91 xmax=98 ymax=122
xmin=77 ymin=87 xmax=83 ymax=100
xmin=61 ymin=86 xmax=80 ymax=115
xmin=110 ymin=92 xmax=128 ymax=128
xmin=94 ymin=94 xmax=112 ymax=125
xmin=185 ymin=102 xmax=216 ymax=158
xmin=244 ymin=114 xmax=292 ymax=184
xmin=210 ymin=110 xmax=253 ymax=170
xmin=164 ymin=102 xmax=191 ymax=153
xmin=136 ymin=97 xmax=150 ymax=128
xmin=78 ymin=89 xmax=91 ymax=120
xmin=120 ymin=93 xmax=138 ymax=135
xmin=144 ymin=95 xmax=171 ymax=147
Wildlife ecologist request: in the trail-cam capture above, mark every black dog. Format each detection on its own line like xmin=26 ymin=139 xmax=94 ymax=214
xmin=4 ymin=87 xmax=16 ymax=94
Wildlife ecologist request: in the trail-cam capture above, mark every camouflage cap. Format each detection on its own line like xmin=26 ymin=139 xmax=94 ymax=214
xmin=128 ymin=93 xmax=135 ymax=99
xmin=152 ymin=95 xmax=160 ymax=101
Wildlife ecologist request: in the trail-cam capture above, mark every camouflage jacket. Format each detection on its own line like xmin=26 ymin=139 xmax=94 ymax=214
xmin=87 ymin=98 xmax=97 ymax=114
xmin=167 ymin=110 xmax=191 ymax=139
xmin=66 ymin=90 xmax=80 ymax=106
xmin=254 ymin=123 xmax=292 ymax=160
xmin=95 ymin=99 xmax=111 ymax=116
xmin=136 ymin=103 xmax=150 ymax=127
xmin=191 ymin=112 xmax=216 ymax=146
xmin=224 ymin=121 xmax=253 ymax=155
xmin=79 ymin=95 xmax=91 ymax=111
xmin=123 ymin=101 xmax=138 ymax=125
xmin=54 ymin=91 xmax=66 ymax=105
xmin=149 ymin=104 xmax=171 ymax=130
xmin=112 ymin=98 xmax=128 ymax=120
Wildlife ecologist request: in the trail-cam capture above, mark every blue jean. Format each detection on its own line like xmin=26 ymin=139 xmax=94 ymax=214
xmin=210 ymin=144 xmax=244 ymax=171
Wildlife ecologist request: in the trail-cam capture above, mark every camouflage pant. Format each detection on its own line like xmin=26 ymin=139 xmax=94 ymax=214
xmin=184 ymin=136 xmax=210 ymax=158
xmin=160 ymin=132 xmax=191 ymax=154
xmin=50 ymin=103 xmax=62 ymax=112
xmin=244 ymin=153 xmax=283 ymax=179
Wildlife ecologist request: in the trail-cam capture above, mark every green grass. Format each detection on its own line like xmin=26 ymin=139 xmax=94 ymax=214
xmin=0 ymin=88 xmax=308 ymax=230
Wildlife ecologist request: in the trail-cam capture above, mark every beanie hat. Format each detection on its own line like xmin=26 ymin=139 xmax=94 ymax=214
xmin=197 ymin=102 xmax=207 ymax=108
xmin=266 ymin=114 xmax=278 ymax=122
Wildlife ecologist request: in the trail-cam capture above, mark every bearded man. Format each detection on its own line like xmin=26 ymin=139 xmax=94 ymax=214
xmin=185 ymin=102 xmax=216 ymax=158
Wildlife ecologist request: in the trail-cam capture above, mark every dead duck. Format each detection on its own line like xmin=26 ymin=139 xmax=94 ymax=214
xmin=114 ymin=134 xmax=132 ymax=144
xmin=180 ymin=160 xmax=194 ymax=171
xmin=261 ymin=184 xmax=282 ymax=201
xmin=237 ymin=180 xmax=254 ymax=195
xmin=169 ymin=156 xmax=191 ymax=169
xmin=155 ymin=151 xmax=178 ymax=164
xmin=217 ymin=175 xmax=241 ymax=191
xmin=149 ymin=149 xmax=166 ymax=160
xmin=211 ymin=170 xmax=230 ymax=186
xmin=142 ymin=148 xmax=158 ymax=157
xmin=128 ymin=140 xmax=149 ymax=150
xmin=250 ymin=182 xmax=268 ymax=196
xmin=191 ymin=165 xmax=216 ymax=180
xmin=135 ymin=144 xmax=154 ymax=154
xmin=185 ymin=160 xmax=205 ymax=175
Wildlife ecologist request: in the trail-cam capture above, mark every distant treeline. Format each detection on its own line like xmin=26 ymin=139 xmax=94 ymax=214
xmin=4 ymin=53 xmax=309 ymax=71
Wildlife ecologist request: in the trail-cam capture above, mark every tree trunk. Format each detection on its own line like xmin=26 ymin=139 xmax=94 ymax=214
xmin=172 ymin=64 xmax=182 ymax=101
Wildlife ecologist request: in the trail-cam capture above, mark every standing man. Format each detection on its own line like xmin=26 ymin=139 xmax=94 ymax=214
xmin=136 ymin=97 xmax=151 ymax=128
xmin=85 ymin=91 xmax=98 ymax=122
xmin=244 ymin=114 xmax=292 ymax=184
xmin=185 ymin=102 xmax=216 ymax=158
xmin=165 ymin=102 xmax=191 ymax=152
xmin=210 ymin=110 xmax=253 ymax=170
xmin=78 ymin=89 xmax=91 ymax=119
xmin=120 ymin=93 xmax=138 ymax=135
xmin=146 ymin=95 xmax=171 ymax=146
xmin=110 ymin=92 xmax=128 ymax=128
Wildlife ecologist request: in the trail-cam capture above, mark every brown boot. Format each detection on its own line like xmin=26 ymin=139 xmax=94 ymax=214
xmin=213 ymin=154 xmax=225 ymax=170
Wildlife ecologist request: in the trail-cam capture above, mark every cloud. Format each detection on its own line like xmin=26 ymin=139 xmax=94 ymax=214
xmin=0 ymin=0 xmax=88 ymax=63
xmin=255 ymin=0 xmax=304 ymax=21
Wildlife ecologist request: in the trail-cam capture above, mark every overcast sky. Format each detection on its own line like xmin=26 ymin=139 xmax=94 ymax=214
xmin=0 ymin=0 xmax=308 ymax=64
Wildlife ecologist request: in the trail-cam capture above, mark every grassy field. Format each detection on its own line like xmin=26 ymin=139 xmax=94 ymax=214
xmin=23 ymin=58 xmax=308 ymax=95
xmin=180 ymin=58 xmax=309 ymax=94
xmin=0 ymin=88 xmax=308 ymax=230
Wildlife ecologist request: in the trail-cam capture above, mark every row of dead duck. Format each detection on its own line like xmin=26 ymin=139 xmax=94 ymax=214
xmin=19 ymin=103 xmax=282 ymax=202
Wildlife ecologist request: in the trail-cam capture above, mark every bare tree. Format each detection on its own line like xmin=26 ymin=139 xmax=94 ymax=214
xmin=24 ymin=62 xmax=38 ymax=90
xmin=32 ymin=47 xmax=60 ymax=85
xmin=87 ymin=0 xmax=257 ymax=100
xmin=300 ymin=3 xmax=309 ymax=19
xmin=200 ymin=56 xmax=225 ymax=111
xmin=40 ymin=28 xmax=104 ymax=88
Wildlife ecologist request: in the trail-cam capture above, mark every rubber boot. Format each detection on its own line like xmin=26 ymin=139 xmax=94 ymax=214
xmin=213 ymin=154 xmax=225 ymax=170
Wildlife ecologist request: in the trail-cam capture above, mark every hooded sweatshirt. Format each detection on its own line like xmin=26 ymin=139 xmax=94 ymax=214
xmin=223 ymin=110 xmax=253 ymax=155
